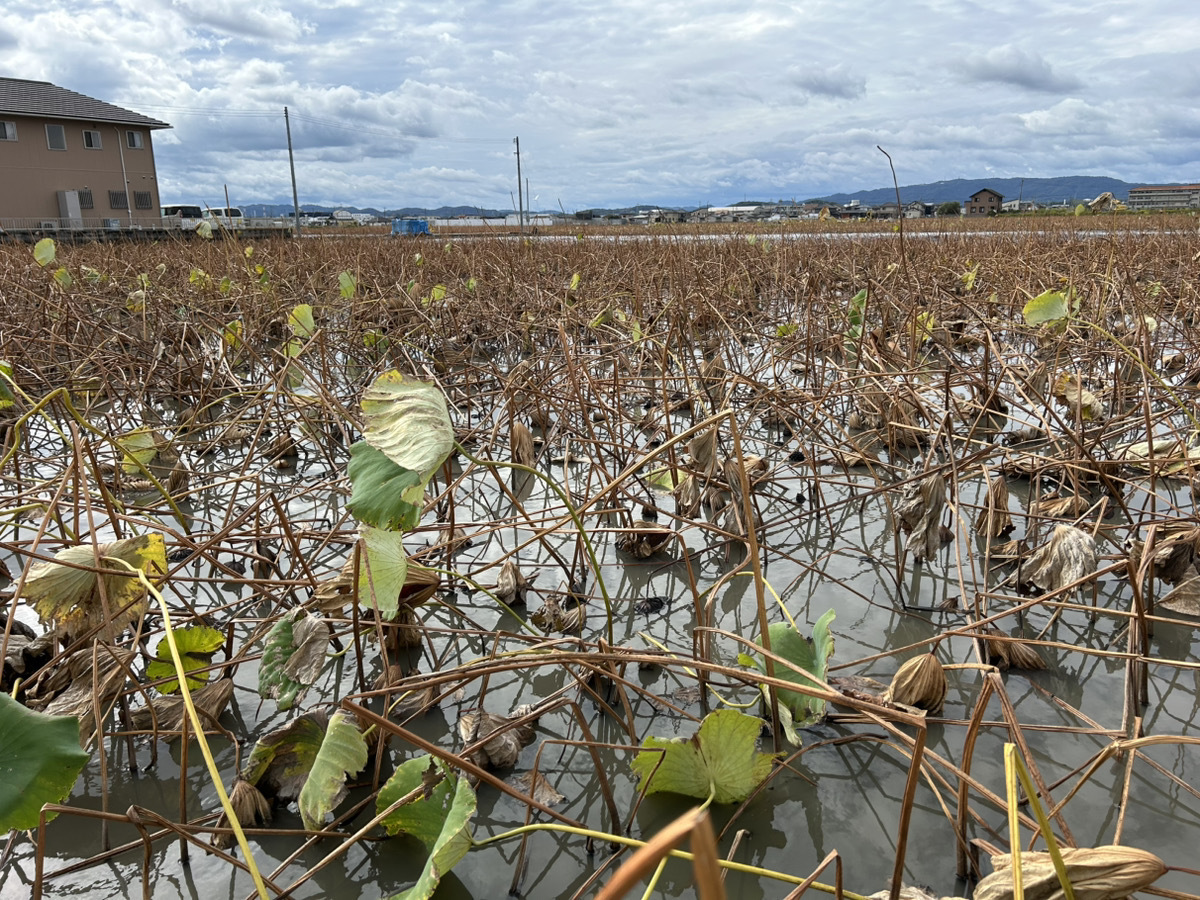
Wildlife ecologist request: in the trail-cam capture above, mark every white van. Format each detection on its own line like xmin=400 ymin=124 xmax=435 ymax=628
xmin=162 ymin=205 xmax=204 ymax=230
xmin=203 ymin=207 xmax=245 ymax=230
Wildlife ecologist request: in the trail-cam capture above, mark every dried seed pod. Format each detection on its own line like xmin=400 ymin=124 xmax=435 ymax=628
xmin=975 ymin=845 xmax=1166 ymax=900
xmin=883 ymin=652 xmax=947 ymax=715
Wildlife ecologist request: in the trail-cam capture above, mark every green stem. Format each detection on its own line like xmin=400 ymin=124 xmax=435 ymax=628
xmin=470 ymin=822 xmax=869 ymax=899
xmin=111 ymin=557 xmax=268 ymax=899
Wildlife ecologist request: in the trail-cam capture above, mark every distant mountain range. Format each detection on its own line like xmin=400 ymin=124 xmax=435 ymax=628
xmin=242 ymin=176 xmax=1163 ymax=218
xmin=808 ymin=176 xmax=1142 ymax=207
xmin=241 ymin=203 xmax=513 ymax=218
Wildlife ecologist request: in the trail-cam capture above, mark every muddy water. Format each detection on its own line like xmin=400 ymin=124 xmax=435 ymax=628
xmin=6 ymin=394 xmax=1200 ymax=900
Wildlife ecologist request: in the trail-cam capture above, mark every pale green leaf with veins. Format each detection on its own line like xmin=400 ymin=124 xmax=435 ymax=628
xmin=630 ymin=709 xmax=777 ymax=804
xmin=357 ymin=525 xmax=409 ymax=620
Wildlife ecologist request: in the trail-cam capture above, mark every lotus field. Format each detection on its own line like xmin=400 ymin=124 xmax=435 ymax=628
xmin=1 ymin=218 xmax=1199 ymax=899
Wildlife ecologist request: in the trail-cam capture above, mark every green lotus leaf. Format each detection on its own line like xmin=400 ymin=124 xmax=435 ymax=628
xmin=378 ymin=755 xmax=476 ymax=900
xmin=145 ymin=625 xmax=224 ymax=694
xmin=739 ymin=608 xmax=836 ymax=741
xmin=1023 ymin=290 xmax=1070 ymax=325
xmin=258 ymin=608 xmax=330 ymax=709
xmin=347 ymin=442 xmax=426 ymax=531
xmin=630 ymin=708 xmax=777 ymax=805
xmin=357 ymin=525 xmax=409 ymax=620
xmin=298 ymin=712 xmax=368 ymax=831
xmin=0 ymin=693 xmax=90 ymax=830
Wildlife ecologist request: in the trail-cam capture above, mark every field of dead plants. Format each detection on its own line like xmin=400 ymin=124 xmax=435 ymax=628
xmin=2 ymin=217 xmax=1200 ymax=900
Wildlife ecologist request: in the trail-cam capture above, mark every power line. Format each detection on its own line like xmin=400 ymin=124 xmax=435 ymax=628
xmin=133 ymin=103 xmax=507 ymax=144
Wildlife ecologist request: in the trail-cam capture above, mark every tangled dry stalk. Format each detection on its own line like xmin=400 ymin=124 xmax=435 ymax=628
xmin=2 ymin=215 xmax=1200 ymax=899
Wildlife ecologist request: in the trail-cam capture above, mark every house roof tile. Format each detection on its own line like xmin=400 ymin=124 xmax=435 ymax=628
xmin=0 ymin=77 xmax=169 ymax=129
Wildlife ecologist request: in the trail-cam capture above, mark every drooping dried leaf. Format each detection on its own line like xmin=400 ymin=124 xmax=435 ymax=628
xmin=615 ymin=520 xmax=673 ymax=558
xmin=1012 ymin=524 xmax=1098 ymax=599
xmin=883 ymin=652 xmax=947 ymax=715
xmin=33 ymin=646 xmax=134 ymax=747
xmin=22 ymin=534 xmax=166 ymax=642
xmin=1030 ymin=492 xmax=1092 ymax=522
xmin=867 ymin=886 xmax=967 ymax=900
xmin=1052 ymin=373 xmax=1105 ymax=421
xmin=129 ymin=677 xmax=235 ymax=736
xmin=510 ymin=421 xmax=535 ymax=468
xmin=211 ymin=777 xmax=272 ymax=849
xmin=510 ymin=770 xmax=566 ymax=807
xmin=1159 ymin=564 xmax=1200 ymax=616
xmin=1125 ymin=531 xmax=1197 ymax=585
xmin=458 ymin=706 xmax=538 ymax=770
xmin=977 ymin=472 xmax=1014 ymax=538
xmin=974 ymin=845 xmax=1165 ymax=900
xmin=531 ymin=594 xmax=586 ymax=634
xmin=893 ymin=454 xmax=947 ymax=562
xmin=689 ymin=427 xmax=718 ymax=473
xmin=495 ymin=559 xmax=533 ymax=605
xmin=982 ymin=627 xmax=1049 ymax=671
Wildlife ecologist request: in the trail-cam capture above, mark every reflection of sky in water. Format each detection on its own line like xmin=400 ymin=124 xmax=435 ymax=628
xmin=9 ymin=324 xmax=1200 ymax=900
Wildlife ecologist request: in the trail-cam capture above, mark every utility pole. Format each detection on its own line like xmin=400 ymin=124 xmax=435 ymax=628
xmin=514 ymin=137 xmax=524 ymax=235
xmin=285 ymin=107 xmax=301 ymax=237
xmin=114 ymin=126 xmax=132 ymax=227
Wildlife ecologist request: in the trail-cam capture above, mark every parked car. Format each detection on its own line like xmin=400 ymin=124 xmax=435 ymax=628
xmin=204 ymin=207 xmax=245 ymax=230
xmin=161 ymin=205 xmax=204 ymax=230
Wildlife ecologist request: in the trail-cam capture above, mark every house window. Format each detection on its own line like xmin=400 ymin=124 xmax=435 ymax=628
xmin=126 ymin=130 xmax=144 ymax=149
xmin=0 ymin=121 xmax=15 ymax=141
xmin=79 ymin=190 xmax=94 ymax=210
xmin=46 ymin=124 xmax=67 ymax=150
xmin=109 ymin=190 xmax=129 ymax=209
xmin=83 ymin=129 xmax=102 ymax=149
xmin=134 ymin=191 xmax=153 ymax=210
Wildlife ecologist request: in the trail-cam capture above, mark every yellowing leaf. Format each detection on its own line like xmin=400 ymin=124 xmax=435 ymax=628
xmin=33 ymin=238 xmax=56 ymax=267
xmin=289 ymin=303 xmax=316 ymax=338
xmin=22 ymin=534 xmax=166 ymax=641
xmin=118 ymin=426 xmax=160 ymax=474
xmin=630 ymin=709 xmax=777 ymax=804
xmin=1023 ymin=290 xmax=1070 ymax=325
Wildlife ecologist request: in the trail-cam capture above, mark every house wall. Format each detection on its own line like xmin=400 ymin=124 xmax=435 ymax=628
xmin=965 ymin=190 xmax=1002 ymax=217
xmin=1126 ymin=187 xmax=1200 ymax=210
xmin=0 ymin=113 xmax=161 ymax=223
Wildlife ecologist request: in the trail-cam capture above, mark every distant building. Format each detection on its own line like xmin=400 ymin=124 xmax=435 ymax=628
xmin=0 ymin=77 xmax=169 ymax=228
xmin=965 ymin=188 xmax=1003 ymax=217
xmin=1126 ymin=184 xmax=1200 ymax=211
xmin=1001 ymin=199 xmax=1039 ymax=212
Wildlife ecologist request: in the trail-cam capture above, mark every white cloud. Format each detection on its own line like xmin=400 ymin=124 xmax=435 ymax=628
xmin=1 ymin=0 xmax=1196 ymax=209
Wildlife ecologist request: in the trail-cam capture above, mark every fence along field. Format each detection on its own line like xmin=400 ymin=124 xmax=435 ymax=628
xmin=0 ymin=217 xmax=1198 ymax=899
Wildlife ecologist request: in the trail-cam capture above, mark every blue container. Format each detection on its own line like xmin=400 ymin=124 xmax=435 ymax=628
xmin=391 ymin=218 xmax=431 ymax=236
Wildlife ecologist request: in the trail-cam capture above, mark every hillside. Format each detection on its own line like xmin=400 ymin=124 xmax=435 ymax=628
xmin=810 ymin=176 xmax=1140 ymax=207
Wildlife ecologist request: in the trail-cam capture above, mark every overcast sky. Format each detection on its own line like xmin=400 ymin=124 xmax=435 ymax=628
xmin=4 ymin=0 xmax=1199 ymax=210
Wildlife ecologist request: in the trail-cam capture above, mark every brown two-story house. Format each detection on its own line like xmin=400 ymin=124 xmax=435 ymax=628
xmin=965 ymin=188 xmax=1003 ymax=217
xmin=0 ymin=77 xmax=170 ymax=230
